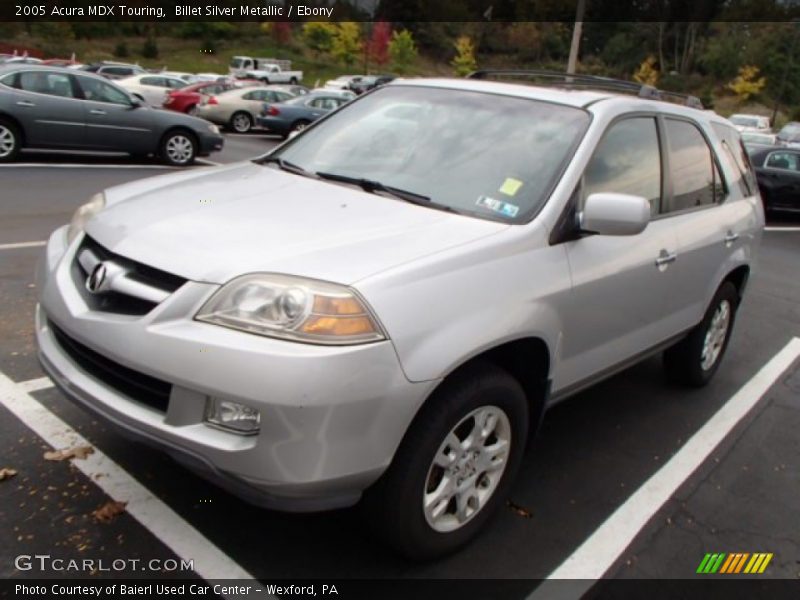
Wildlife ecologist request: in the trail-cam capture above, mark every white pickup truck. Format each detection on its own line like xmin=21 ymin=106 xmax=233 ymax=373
xmin=229 ymin=56 xmax=303 ymax=84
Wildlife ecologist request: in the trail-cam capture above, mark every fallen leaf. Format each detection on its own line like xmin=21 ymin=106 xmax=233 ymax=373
xmin=44 ymin=446 xmax=94 ymax=461
xmin=92 ymin=500 xmax=127 ymax=523
xmin=0 ymin=468 xmax=18 ymax=481
xmin=506 ymin=500 xmax=533 ymax=519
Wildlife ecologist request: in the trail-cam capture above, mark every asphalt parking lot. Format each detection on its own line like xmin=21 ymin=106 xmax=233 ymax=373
xmin=1 ymin=133 xmax=799 ymax=595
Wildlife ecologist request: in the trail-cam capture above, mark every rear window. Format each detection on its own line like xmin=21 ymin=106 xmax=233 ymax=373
xmin=712 ymin=122 xmax=757 ymax=196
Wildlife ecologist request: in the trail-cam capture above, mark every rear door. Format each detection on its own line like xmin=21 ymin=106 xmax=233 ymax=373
xmin=761 ymin=150 xmax=800 ymax=211
xmin=12 ymin=70 xmax=86 ymax=148
xmin=75 ymin=74 xmax=154 ymax=153
xmin=557 ymin=116 xmax=681 ymax=390
xmin=659 ymin=118 xmax=757 ymax=332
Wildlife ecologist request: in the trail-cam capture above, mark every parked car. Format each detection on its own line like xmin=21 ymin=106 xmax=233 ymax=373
xmin=728 ymin=113 xmax=770 ymax=133
xmin=740 ymin=131 xmax=776 ymax=147
xmin=350 ymin=74 xmax=396 ymax=94
xmin=41 ymin=58 xmax=81 ymax=68
xmin=324 ymin=75 xmax=362 ymax=91
xmin=229 ymin=56 xmax=302 ymax=84
xmin=750 ymin=146 xmax=800 ymax=214
xmin=81 ymin=62 xmax=146 ymax=80
xmin=257 ymin=90 xmax=353 ymax=137
xmin=196 ymin=86 xmax=295 ymax=133
xmin=775 ymin=121 xmax=800 ymax=149
xmin=271 ymin=84 xmax=310 ymax=96
xmin=163 ymin=80 xmax=244 ymax=115
xmin=117 ymin=73 xmax=190 ymax=106
xmin=0 ymin=56 xmax=42 ymax=65
xmin=187 ymin=72 xmax=228 ymax=83
xmin=0 ymin=65 xmax=223 ymax=165
xmin=34 ymin=74 xmax=763 ymax=561
xmin=159 ymin=71 xmax=193 ymax=83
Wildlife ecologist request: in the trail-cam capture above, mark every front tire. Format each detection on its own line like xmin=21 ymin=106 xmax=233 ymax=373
xmin=664 ymin=282 xmax=738 ymax=387
xmin=362 ymin=363 xmax=529 ymax=560
xmin=160 ymin=130 xmax=197 ymax=166
xmin=0 ymin=119 xmax=21 ymax=162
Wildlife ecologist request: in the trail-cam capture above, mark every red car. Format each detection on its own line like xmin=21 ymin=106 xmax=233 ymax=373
xmin=163 ymin=80 xmax=261 ymax=115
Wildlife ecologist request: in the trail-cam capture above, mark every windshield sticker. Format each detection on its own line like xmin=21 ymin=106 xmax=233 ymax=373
xmin=499 ymin=177 xmax=524 ymax=197
xmin=477 ymin=195 xmax=520 ymax=218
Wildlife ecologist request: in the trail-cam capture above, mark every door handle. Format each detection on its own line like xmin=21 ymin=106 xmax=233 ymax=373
xmin=724 ymin=231 xmax=739 ymax=246
xmin=89 ymin=109 xmax=107 ymax=115
xmin=655 ymin=250 xmax=677 ymax=270
xmin=16 ymin=100 xmax=35 ymax=107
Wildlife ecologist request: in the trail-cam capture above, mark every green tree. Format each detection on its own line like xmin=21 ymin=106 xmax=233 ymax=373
xmin=141 ymin=37 xmax=159 ymax=59
xmin=388 ymin=29 xmax=418 ymax=75
xmin=451 ymin=36 xmax=477 ymax=76
xmin=331 ymin=22 xmax=363 ymax=66
xmin=302 ymin=22 xmax=337 ymax=56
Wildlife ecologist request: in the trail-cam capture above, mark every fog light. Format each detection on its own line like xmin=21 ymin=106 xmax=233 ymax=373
xmin=204 ymin=398 xmax=261 ymax=435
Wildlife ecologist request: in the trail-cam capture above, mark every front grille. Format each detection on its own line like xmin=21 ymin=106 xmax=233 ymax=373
xmin=72 ymin=236 xmax=187 ymax=316
xmin=49 ymin=320 xmax=171 ymax=413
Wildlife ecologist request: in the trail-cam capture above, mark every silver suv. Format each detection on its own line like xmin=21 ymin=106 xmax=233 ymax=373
xmin=36 ymin=72 xmax=763 ymax=559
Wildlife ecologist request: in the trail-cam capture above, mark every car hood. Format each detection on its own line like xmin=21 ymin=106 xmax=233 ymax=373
xmin=86 ymin=162 xmax=508 ymax=285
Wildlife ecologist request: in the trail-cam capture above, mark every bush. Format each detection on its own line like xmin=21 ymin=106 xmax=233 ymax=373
xmin=141 ymin=38 xmax=159 ymax=59
xmin=113 ymin=42 xmax=129 ymax=58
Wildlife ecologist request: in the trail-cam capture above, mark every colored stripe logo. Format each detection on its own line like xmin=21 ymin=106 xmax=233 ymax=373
xmin=697 ymin=552 xmax=773 ymax=574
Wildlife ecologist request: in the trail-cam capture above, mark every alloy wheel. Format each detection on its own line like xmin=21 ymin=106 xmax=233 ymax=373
xmin=0 ymin=125 xmax=16 ymax=158
xmin=701 ymin=299 xmax=730 ymax=371
xmin=165 ymin=135 xmax=193 ymax=165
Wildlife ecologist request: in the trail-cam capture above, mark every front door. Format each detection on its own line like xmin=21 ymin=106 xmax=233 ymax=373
xmin=13 ymin=70 xmax=86 ymax=148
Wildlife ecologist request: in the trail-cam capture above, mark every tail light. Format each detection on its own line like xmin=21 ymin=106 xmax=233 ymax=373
xmin=208 ymin=96 xmax=218 ymax=105
xmin=266 ymin=105 xmax=280 ymax=116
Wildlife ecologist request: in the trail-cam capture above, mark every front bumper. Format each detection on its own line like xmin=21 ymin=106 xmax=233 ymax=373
xmin=35 ymin=227 xmax=436 ymax=511
xmin=196 ymin=130 xmax=224 ymax=156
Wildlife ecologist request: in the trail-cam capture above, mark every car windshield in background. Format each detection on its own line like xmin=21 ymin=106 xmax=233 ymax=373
xmin=730 ymin=116 xmax=760 ymax=128
xmin=778 ymin=123 xmax=800 ymax=140
xmin=269 ymin=86 xmax=590 ymax=222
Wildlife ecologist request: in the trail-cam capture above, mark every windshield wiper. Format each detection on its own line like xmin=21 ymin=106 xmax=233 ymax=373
xmin=259 ymin=156 xmax=316 ymax=179
xmin=315 ymin=171 xmax=432 ymax=205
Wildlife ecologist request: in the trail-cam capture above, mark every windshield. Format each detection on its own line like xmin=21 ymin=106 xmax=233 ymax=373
xmin=268 ymin=86 xmax=589 ymax=222
xmin=230 ymin=58 xmax=246 ymax=69
xmin=730 ymin=116 xmax=760 ymax=128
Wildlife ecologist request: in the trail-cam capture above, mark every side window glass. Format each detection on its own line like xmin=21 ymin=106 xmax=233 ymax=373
xmin=711 ymin=122 xmax=752 ymax=196
xmin=242 ymin=91 xmax=255 ymax=101
xmin=78 ymin=77 xmax=131 ymax=106
xmin=766 ymin=152 xmax=800 ymax=171
xmin=664 ymin=119 xmax=723 ymax=212
xmin=19 ymin=71 xmax=76 ymax=98
xmin=583 ymin=117 xmax=662 ymax=215
xmin=0 ymin=72 xmax=18 ymax=87
xmin=140 ymin=76 xmax=163 ymax=87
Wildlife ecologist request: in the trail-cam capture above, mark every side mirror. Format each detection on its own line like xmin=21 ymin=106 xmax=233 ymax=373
xmin=129 ymin=97 xmax=143 ymax=109
xmin=579 ymin=193 xmax=651 ymax=236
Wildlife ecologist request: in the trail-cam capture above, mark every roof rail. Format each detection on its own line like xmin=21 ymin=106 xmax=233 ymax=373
xmin=467 ymin=69 xmax=703 ymax=110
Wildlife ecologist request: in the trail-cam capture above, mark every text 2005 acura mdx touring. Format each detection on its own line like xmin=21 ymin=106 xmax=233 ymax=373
xmin=36 ymin=72 xmax=763 ymax=558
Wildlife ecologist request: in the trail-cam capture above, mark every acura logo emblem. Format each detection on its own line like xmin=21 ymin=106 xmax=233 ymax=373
xmin=86 ymin=263 xmax=108 ymax=294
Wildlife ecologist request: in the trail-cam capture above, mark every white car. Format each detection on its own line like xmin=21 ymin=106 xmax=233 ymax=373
xmin=324 ymin=75 xmax=362 ymax=91
xmin=728 ymin=114 xmax=770 ymax=133
xmin=117 ymin=74 xmax=189 ymax=106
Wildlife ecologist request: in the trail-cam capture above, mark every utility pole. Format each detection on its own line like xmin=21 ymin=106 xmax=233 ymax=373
xmin=567 ymin=0 xmax=586 ymax=74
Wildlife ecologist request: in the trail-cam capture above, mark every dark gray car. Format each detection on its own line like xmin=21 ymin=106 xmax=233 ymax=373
xmin=257 ymin=91 xmax=353 ymax=137
xmin=0 ymin=65 xmax=224 ymax=166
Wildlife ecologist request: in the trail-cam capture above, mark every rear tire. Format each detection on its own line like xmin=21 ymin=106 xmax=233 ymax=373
xmin=663 ymin=282 xmax=738 ymax=387
xmin=0 ymin=118 xmax=21 ymax=163
xmin=290 ymin=119 xmax=310 ymax=135
xmin=362 ymin=363 xmax=529 ymax=560
xmin=230 ymin=111 xmax=253 ymax=133
xmin=160 ymin=130 xmax=197 ymax=166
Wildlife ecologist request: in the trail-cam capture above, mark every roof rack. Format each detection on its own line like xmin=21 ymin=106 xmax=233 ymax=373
xmin=467 ymin=69 xmax=703 ymax=110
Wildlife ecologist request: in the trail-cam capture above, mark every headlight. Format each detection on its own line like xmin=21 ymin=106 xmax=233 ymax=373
xmin=195 ymin=274 xmax=385 ymax=345
xmin=207 ymin=123 xmax=220 ymax=134
xmin=66 ymin=192 xmax=106 ymax=244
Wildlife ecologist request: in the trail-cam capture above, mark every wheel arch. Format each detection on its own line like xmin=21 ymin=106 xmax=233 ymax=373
xmin=722 ymin=264 xmax=750 ymax=303
xmin=157 ymin=126 xmax=198 ymax=156
xmin=0 ymin=112 xmax=26 ymax=145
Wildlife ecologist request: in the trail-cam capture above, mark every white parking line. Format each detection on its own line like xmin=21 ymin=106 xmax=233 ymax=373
xmin=529 ymin=337 xmax=800 ymax=597
xmin=196 ymin=158 xmax=222 ymax=166
xmin=0 ymin=370 xmax=259 ymax=592
xmin=764 ymin=226 xmax=800 ymax=232
xmin=17 ymin=376 xmax=54 ymax=393
xmin=0 ymin=241 xmax=46 ymax=250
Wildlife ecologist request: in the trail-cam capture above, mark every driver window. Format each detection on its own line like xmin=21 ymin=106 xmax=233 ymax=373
xmin=77 ymin=77 xmax=132 ymax=106
xmin=583 ymin=117 xmax=662 ymax=215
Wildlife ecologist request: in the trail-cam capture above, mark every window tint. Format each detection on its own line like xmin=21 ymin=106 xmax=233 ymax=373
xmin=166 ymin=78 xmax=185 ymax=89
xmin=101 ymin=67 xmax=128 ymax=76
xmin=765 ymin=151 xmax=800 ymax=171
xmin=583 ymin=117 xmax=662 ymax=215
xmin=665 ymin=119 xmax=724 ymax=212
xmin=140 ymin=76 xmax=164 ymax=87
xmin=0 ymin=72 xmax=18 ymax=87
xmin=19 ymin=71 xmax=76 ymax=98
xmin=712 ymin=122 xmax=756 ymax=196
xmin=77 ymin=76 xmax=131 ymax=105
